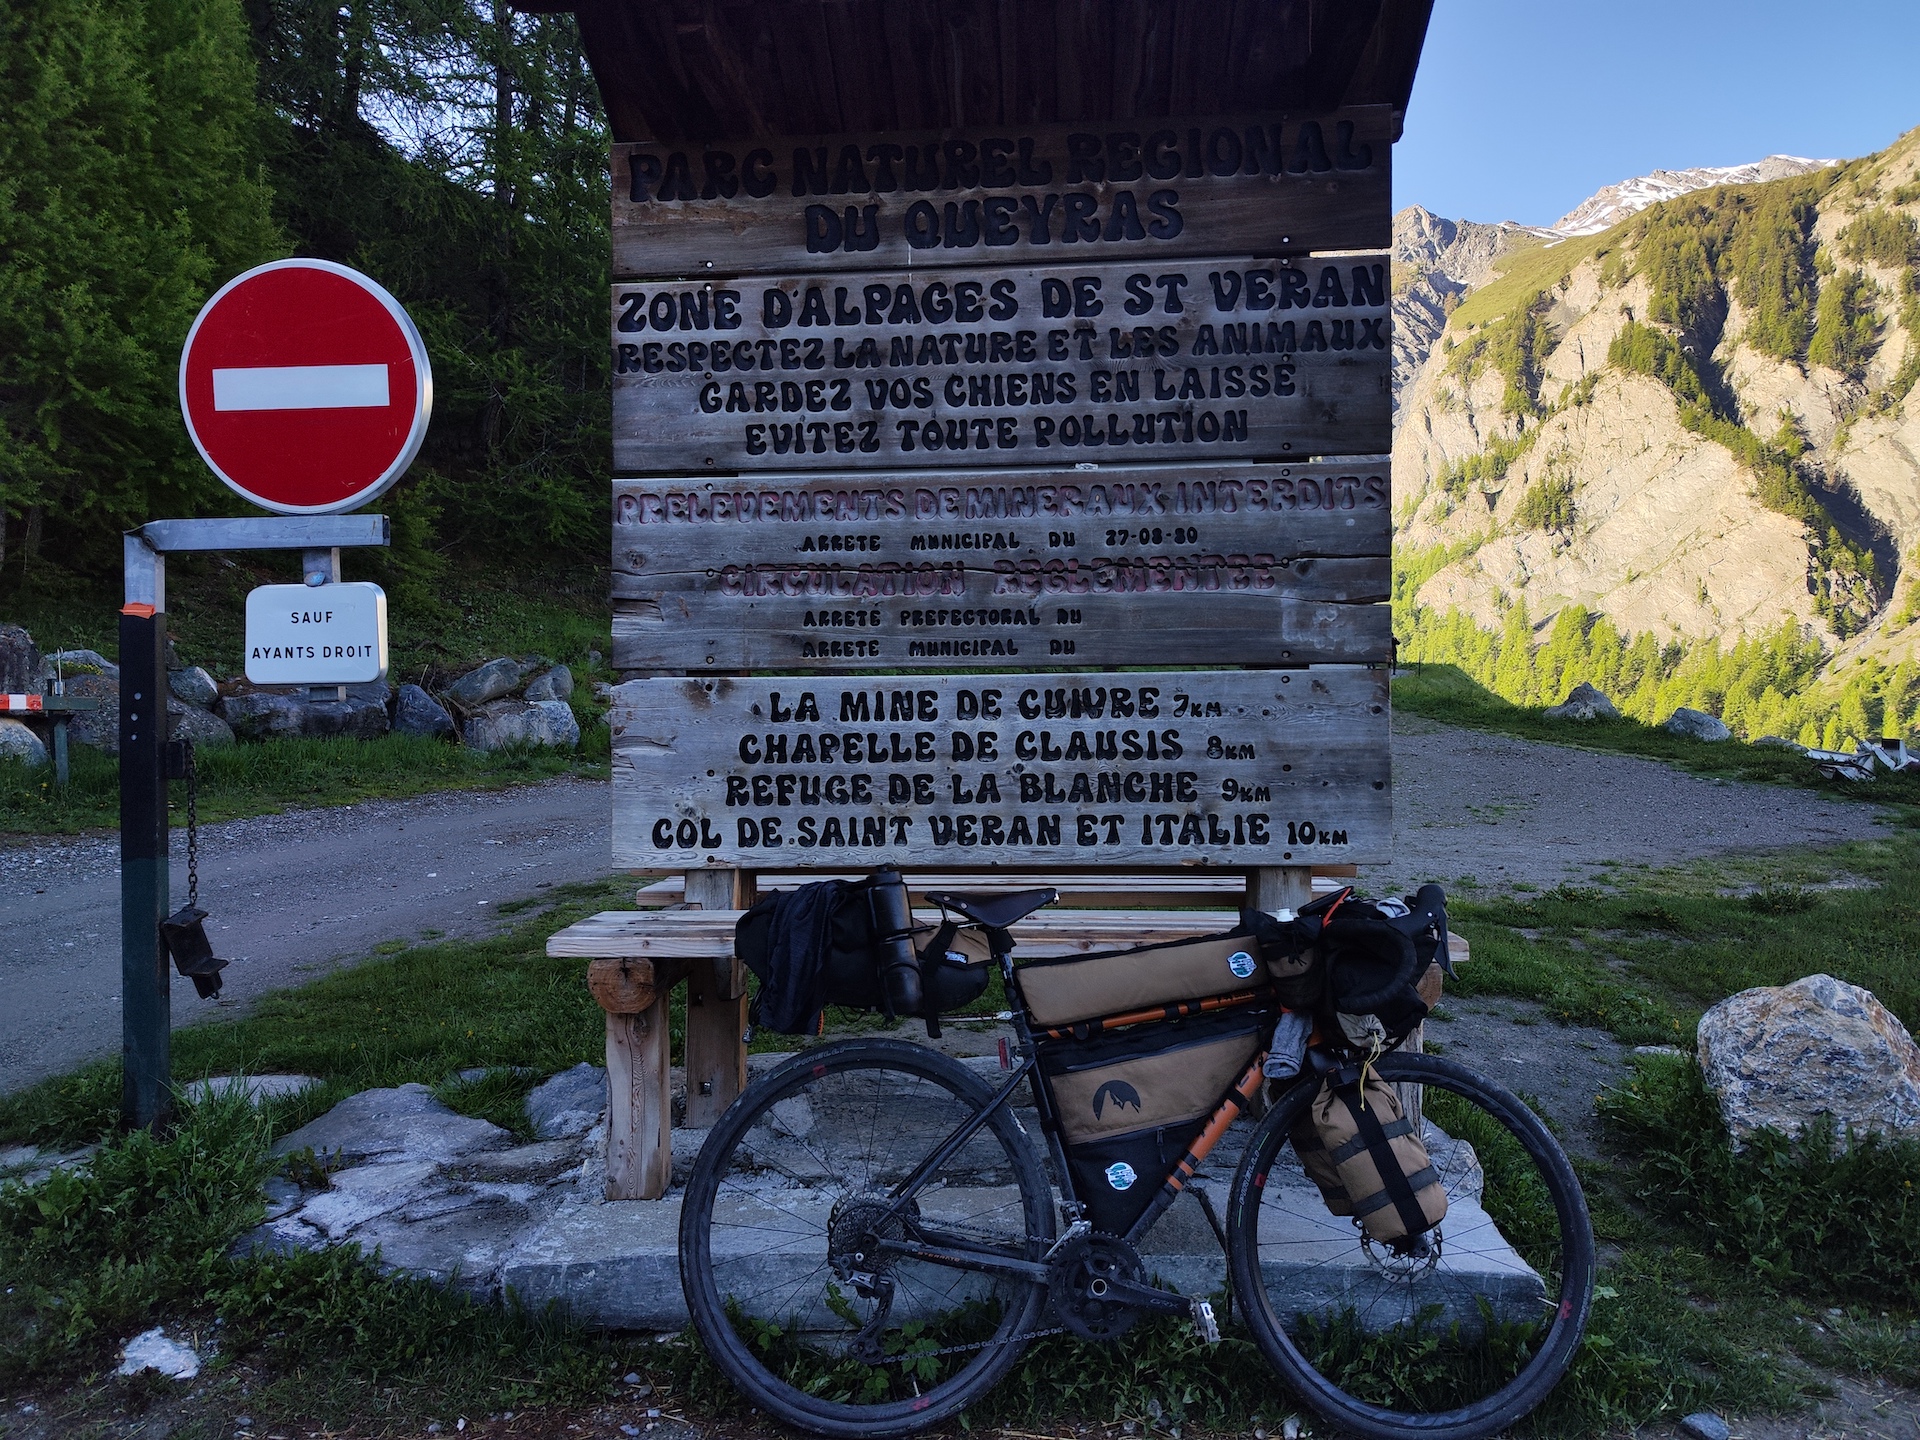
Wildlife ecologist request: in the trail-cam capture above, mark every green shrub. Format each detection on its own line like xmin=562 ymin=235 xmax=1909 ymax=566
xmin=1598 ymin=1055 xmax=1920 ymax=1304
xmin=1514 ymin=473 xmax=1578 ymax=532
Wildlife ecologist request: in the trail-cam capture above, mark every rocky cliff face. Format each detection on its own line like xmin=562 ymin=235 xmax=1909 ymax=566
xmin=1390 ymin=207 xmax=1531 ymax=421
xmin=1390 ymin=127 xmax=1920 ymax=724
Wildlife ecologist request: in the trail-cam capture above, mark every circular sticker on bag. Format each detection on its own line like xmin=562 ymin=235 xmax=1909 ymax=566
xmin=1228 ymin=950 xmax=1258 ymax=979
xmin=1105 ymin=1161 xmax=1137 ymax=1190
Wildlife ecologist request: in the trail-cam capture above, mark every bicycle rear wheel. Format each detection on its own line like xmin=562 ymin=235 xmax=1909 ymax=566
xmin=679 ymin=1039 xmax=1055 ymax=1437
xmin=1228 ymin=1052 xmax=1594 ymax=1440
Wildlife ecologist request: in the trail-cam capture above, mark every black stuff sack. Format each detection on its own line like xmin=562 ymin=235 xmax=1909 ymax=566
xmin=735 ymin=875 xmax=993 ymax=1034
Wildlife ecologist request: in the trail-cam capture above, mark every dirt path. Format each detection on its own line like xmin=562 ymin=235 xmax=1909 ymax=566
xmin=1367 ymin=712 xmax=1889 ymax=894
xmin=0 ymin=777 xmax=613 ymax=1094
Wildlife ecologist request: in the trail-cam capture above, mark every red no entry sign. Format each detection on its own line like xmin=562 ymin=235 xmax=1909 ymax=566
xmin=179 ymin=259 xmax=432 ymax=514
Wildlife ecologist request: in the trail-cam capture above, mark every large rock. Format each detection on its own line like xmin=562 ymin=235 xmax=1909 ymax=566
xmin=218 ymin=690 xmax=308 ymax=742
xmin=0 ymin=718 xmax=48 ymax=767
xmin=392 ymin=683 xmax=455 ymax=739
xmin=272 ymin=1083 xmax=511 ymax=1165
xmin=220 ymin=687 xmax=388 ymax=742
xmin=525 ymin=1063 xmax=607 ymax=1139
xmin=171 ymin=702 xmax=235 ymax=748
xmin=44 ymin=648 xmax=117 ymax=682
xmin=462 ymin=698 xmax=579 ymax=752
xmin=168 ymin=666 xmax=220 ymax=708
xmin=1544 ymin=682 xmax=1620 ymax=721
xmin=1697 ymin=974 xmax=1920 ymax=1150
xmin=445 ymin=657 xmax=529 ymax=708
xmin=0 ymin=624 xmax=41 ymax=693
xmin=60 ymin=672 xmax=120 ymax=751
xmin=522 ymin=664 xmax=574 ymax=702
xmin=1664 ymin=706 xmax=1732 ymax=742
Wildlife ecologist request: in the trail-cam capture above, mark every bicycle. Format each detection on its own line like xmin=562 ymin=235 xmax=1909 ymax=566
xmin=680 ymin=885 xmax=1595 ymax=1439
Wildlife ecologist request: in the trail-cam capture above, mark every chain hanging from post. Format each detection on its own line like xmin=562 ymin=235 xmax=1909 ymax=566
xmin=158 ymin=737 xmax=228 ymax=999
xmin=183 ymin=738 xmax=199 ymax=910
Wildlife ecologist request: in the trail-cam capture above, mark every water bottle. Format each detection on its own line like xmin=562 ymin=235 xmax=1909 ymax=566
xmin=868 ymin=867 xmax=922 ymax=1018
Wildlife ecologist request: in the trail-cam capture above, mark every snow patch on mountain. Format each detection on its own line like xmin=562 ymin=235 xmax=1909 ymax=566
xmin=1546 ymin=155 xmax=1838 ymax=237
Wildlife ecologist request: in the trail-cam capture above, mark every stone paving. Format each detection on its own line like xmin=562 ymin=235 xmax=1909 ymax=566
xmin=236 ymin=1056 xmax=1539 ymax=1334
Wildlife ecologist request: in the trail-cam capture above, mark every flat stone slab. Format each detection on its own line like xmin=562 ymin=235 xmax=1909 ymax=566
xmin=243 ymin=1069 xmax=1541 ymax=1339
xmin=186 ymin=1074 xmax=320 ymax=1105
xmin=273 ymin=1083 xmax=511 ymax=1164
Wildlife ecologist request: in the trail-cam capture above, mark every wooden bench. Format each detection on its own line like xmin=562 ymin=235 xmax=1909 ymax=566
xmin=547 ymin=895 xmax=1467 ymax=1200
xmin=631 ymin=868 xmax=1357 ymax=909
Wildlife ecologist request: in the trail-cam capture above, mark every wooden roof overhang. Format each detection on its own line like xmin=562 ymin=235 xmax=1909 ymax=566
xmin=516 ymin=0 xmax=1433 ymax=144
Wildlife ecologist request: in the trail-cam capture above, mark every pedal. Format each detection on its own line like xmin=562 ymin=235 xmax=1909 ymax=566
xmin=1189 ymin=1297 xmax=1220 ymax=1346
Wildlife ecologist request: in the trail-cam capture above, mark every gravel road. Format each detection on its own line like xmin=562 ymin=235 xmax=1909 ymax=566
xmin=0 ymin=717 xmax=1891 ymax=1096
xmin=1 ymin=778 xmax=613 ymax=1094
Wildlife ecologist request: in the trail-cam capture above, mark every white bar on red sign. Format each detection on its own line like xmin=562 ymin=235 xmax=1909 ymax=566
xmin=212 ymin=364 xmax=390 ymax=412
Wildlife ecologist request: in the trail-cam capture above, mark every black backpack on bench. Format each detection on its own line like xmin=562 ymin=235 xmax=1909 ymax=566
xmin=734 ymin=869 xmax=992 ymax=1035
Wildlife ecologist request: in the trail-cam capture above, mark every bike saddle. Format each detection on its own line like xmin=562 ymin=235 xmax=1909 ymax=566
xmin=926 ymin=887 xmax=1058 ymax=929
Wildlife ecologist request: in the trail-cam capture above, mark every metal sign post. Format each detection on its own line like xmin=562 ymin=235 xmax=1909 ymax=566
xmin=118 ymin=515 xmax=390 ymax=1131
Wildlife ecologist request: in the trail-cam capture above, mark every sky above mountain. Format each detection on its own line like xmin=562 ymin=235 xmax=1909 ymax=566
xmin=1394 ymin=0 xmax=1920 ymax=227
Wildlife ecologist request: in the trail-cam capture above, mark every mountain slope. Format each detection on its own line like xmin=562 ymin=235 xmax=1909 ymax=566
xmin=1391 ymin=128 xmax=1920 ymax=746
xmin=1547 ymin=156 xmax=1836 ymax=237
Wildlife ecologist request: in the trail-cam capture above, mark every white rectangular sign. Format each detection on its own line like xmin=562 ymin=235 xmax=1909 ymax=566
xmin=244 ymin=582 xmax=389 ymax=684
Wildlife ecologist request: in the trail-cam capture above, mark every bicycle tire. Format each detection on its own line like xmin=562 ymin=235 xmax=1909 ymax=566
xmin=1227 ymin=1052 xmax=1595 ymax=1440
xmin=680 ymin=1039 xmax=1056 ymax=1438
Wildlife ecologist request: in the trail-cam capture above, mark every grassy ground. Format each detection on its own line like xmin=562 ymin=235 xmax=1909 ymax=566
xmin=3 ymin=838 xmax=1916 ymax=1436
xmin=1394 ymin=662 xmax=1920 ymax=804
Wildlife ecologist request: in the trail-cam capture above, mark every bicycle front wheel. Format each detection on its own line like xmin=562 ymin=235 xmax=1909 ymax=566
xmin=1228 ymin=1052 xmax=1594 ymax=1440
xmin=679 ymin=1039 xmax=1055 ymax=1438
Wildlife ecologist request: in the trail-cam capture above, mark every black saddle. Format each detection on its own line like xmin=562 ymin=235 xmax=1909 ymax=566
xmin=925 ymin=887 xmax=1058 ymax=929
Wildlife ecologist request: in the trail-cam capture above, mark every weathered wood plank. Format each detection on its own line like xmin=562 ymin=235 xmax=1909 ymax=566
xmin=612 ymin=589 xmax=1387 ymax=671
xmin=609 ymin=668 xmax=1389 ymax=868
xmin=610 ymin=109 xmax=1392 ymax=276
xmin=610 ymin=255 xmax=1390 ymax=472
xmin=604 ymin=1000 xmax=671 ymax=1199
xmin=612 ymin=461 xmax=1391 ymax=580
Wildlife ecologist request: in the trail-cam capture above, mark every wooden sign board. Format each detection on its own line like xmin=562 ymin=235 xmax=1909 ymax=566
xmin=612 ymin=461 xmax=1389 ymax=670
xmin=611 ymin=256 xmax=1389 ymax=472
xmin=611 ymin=109 xmax=1393 ymax=277
xmin=611 ymin=669 xmax=1389 ymax=868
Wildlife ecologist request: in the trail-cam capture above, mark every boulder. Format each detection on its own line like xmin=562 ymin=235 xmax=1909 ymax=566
xmin=1664 ymin=707 xmax=1732 ymax=742
xmin=272 ymin=1082 xmax=510 ymax=1165
xmin=1697 ymin=973 xmax=1920 ymax=1150
xmin=170 ymin=702 xmax=235 ymax=748
xmin=463 ymin=698 xmax=579 ymax=752
xmin=168 ymin=665 xmax=220 ymax=709
xmin=1543 ymin=682 xmax=1620 ymax=721
xmin=185 ymin=1074 xmax=319 ymax=1105
xmin=0 ymin=623 xmax=41 ymax=693
xmin=60 ymin=672 xmax=119 ymax=751
xmin=44 ymin=648 xmax=117 ymax=682
xmin=445 ymin=657 xmax=529 ymax=707
xmin=392 ymin=683 xmax=455 ymax=739
xmin=525 ymin=1062 xmax=607 ymax=1139
xmin=522 ymin=664 xmax=574 ymax=702
xmin=219 ymin=690 xmax=308 ymax=742
xmin=0 ymin=718 xmax=48 ymax=767
xmin=220 ymin=687 xmax=388 ymax=742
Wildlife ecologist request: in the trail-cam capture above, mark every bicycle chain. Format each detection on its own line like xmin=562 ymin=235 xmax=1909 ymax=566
xmin=183 ymin=738 xmax=199 ymax=908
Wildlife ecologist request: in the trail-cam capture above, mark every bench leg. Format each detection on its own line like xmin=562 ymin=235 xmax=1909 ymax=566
xmin=605 ymin=993 xmax=671 ymax=1200
xmin=683 ymin=958 xmax=747 ymax=1128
